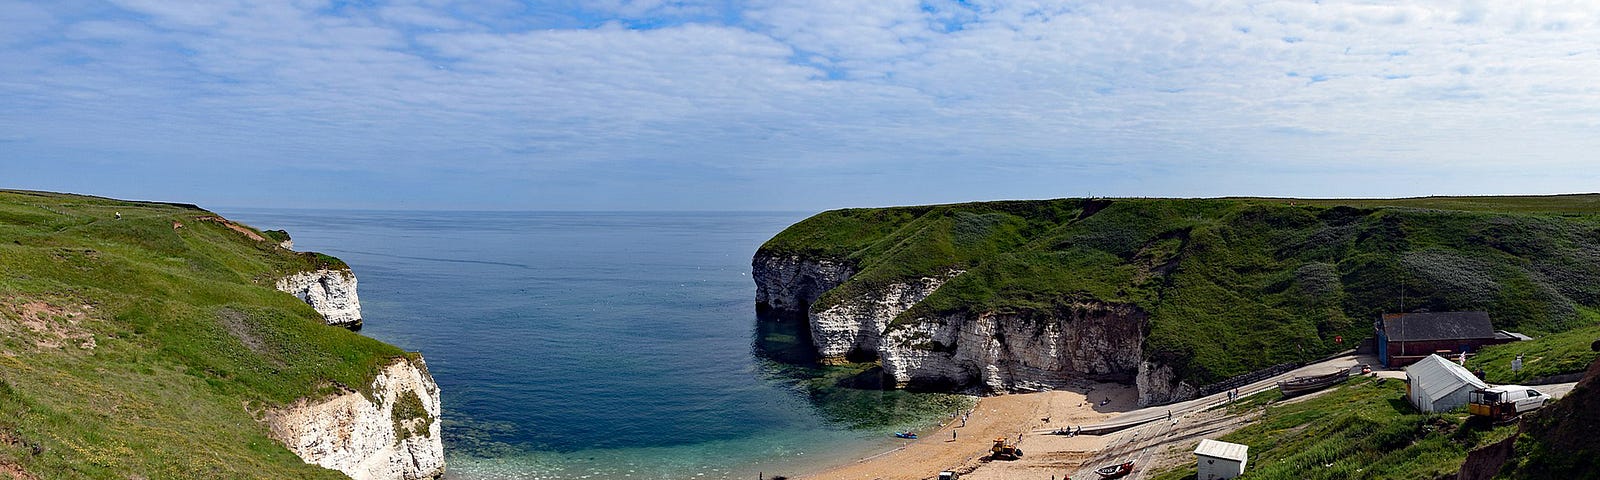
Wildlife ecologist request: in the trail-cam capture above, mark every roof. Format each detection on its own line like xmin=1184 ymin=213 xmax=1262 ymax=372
xmin=1495 ymin=330 xmax=1532 ymax=341
xmin=1382 ymin=312 xmax=1495 ymax=342
xmin=1195 ymin=439 xmax=1248 ymax=462
xmin=1406 ymin=354 xmax=1488 ymax=401
xmin=1481 ymin=384 xmax=1533 ymax=393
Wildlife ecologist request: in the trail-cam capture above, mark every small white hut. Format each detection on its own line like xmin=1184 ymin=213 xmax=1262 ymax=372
xmin=1195 ymin=439 xmax=1248 ymax=479
xmin=1405 ymin=353 xmax=1488 ymax=412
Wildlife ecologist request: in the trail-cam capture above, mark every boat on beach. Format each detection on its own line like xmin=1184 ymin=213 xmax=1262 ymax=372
xmin=1095 ymin=460 xmax=1134 ymax=478
xmin=1276 ymin=369 xmax=1351 ymax=397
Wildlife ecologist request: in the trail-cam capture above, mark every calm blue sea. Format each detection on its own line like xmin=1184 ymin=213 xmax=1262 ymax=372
xmin=219 ymin=209 xmax=955 ymax=480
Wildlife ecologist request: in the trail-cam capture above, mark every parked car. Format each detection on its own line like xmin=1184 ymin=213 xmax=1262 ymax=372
xmin=1468 ymin=385 xmax=1548 ymax=420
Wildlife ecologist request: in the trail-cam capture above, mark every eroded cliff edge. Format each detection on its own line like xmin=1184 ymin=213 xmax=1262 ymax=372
xmin=278 ymin=269 xmax=363 ymax=328
xmin=267 ymin=357 xmax=445 ymax=480
xmin=0 ymin=190 xmax=446 ymax=478
xmin=753 ymin=197 xmax=1600 ymax=405
xmin=274 ymin=262 xmax=444 ymax=479
xmin=753 ymin=252 xmax=1161 ymax=400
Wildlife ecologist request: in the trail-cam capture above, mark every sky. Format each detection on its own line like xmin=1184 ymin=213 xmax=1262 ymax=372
xmin=2 ymin=0 xmax=1598 ymax=211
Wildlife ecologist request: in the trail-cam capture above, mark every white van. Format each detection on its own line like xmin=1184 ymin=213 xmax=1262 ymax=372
xmin=1468 ymin=385 xmax=1548 ymax=419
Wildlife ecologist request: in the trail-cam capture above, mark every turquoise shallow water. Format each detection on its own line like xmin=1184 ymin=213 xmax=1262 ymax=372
xmin=220 ymin=209 xmax=965 ymax=479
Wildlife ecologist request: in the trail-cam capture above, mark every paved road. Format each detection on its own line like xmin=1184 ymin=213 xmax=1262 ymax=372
xmin=1054 ymin=354 xmax=1370 ymax=434
xmin=1056 ymin=356 xmax=1580 ymax=480
xmin=1055 ymin=354 xmax=1579 ymax=435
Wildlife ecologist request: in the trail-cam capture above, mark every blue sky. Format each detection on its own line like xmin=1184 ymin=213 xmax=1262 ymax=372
xmin=2 ymin=1 xmax=1598 ymax=211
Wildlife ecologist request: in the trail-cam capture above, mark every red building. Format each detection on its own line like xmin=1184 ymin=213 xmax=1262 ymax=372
xmin=1376 ymin=312 xmax=1522 ymax=368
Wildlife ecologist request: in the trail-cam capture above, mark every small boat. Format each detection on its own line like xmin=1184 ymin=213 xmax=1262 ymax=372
xmin=1276 ymin=369 xmax=1350 ymax=397
xmin=1095 ymin=461 xmax=1134 ymax=478
xmin=894 ymin=431 xmax=918 ymax=439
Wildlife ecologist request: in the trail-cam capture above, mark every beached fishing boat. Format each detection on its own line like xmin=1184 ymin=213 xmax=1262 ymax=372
xmin=894 ymin=431 xmax=918 ymax=439
xmin=1095 ymin=461 xmax=1134 ymax=478
xmin=1276 ymin=369 xmax=1350 ymax=397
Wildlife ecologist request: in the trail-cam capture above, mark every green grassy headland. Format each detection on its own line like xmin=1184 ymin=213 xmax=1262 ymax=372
xmin=0 ymin=189 xmax=408 ymax=478
xmin=759 ymin=195 xmax=1600 ymax=387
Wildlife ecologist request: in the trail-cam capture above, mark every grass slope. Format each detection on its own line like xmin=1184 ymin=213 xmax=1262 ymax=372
xmin=0 ymin=190 xmax=407 ymax=479
xmin=1151 ymin=377 xmax=1516 ymax=480
xmin=759 ymin=195 xmax=1600 ymax=387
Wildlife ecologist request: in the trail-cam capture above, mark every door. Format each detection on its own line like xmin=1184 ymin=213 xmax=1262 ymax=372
xmin=1518 ymin=390 xmax=1545 ymax=412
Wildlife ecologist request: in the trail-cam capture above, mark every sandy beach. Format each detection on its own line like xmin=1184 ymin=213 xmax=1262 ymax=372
xmin=796 ymin=383 xmax=1139 ymax=480
xmin=789 ymin=355 xmax=1416 ymax=480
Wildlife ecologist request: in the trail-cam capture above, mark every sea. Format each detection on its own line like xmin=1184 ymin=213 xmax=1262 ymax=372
xmin=219 ymin=209 xmax=969 ymax=480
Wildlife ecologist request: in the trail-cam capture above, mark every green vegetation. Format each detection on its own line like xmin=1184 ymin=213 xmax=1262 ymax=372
xmin=1465 ymin=310 xmax=1600 ymax=384
xmin=0 ymin=189 xmax=408 ymax=478
xmin=261 ymin=229 xmax=291 ymax=244
xmin=761 ymin=195 xmax=1600 ymax=387
xmin=1495 ymin=357 xmax=1600 ymax=478
xmin=391 ymin=390 xmax=434 ymax=442
xmin=1151 ymin=377 xmax=1517 ymax=480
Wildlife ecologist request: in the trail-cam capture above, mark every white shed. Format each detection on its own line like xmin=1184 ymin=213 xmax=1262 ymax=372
xmin=1195 ymin=439 xmax=1247 ymax=479
xmin=1405 ymin=354 xmax=1488 ymax=412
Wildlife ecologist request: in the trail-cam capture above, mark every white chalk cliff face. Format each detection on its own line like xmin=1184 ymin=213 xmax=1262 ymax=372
xmin=1135 ymin=360 xmax=1198 ymax=406
xmin=752 ymin=254 xmax=854 ymax=319
xmin=267 ymin=358 xmax=445 ymax=480
xmin=880 ymin=303 xmax=1145 ymax=394
xmin=277 ymin=269 xmax=363 ymax=327
xmin=809 ymin=274 xmax=958 ymax=363
xmin=754 ymin=250 xmax=1185 ymax=405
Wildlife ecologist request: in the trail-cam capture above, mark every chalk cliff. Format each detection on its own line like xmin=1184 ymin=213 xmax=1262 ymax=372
xmin=809 ymin=274 xmax=956 ymax=363
xmin=267 ymin=358 xmax=445 ymax=480
xmin=278 ymin=269 xmax=363 ymax=328
xmin=272 ymin=261 xmax=447 ymax=478
xmin=880 ymin=303 xmax=1146 ymax=394
xmin=753 ymin=250 xmax=1159 ymax=400
xmin=753 ymin=254 xmax=854 ymax=320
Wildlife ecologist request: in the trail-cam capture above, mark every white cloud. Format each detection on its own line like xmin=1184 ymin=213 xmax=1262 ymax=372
xmin=3 ymin=0 xmax=1599 ymax=208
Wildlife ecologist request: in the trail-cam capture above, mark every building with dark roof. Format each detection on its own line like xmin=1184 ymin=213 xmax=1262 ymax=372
xmin=1376 ymin=311 xmax=1522 ymax=367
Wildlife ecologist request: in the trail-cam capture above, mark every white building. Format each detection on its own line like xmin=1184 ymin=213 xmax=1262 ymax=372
xmin=1405 ymin=354 xmax=1488 ymax=412
xmin=1195 ymin=439 xmax=1248 ymax=479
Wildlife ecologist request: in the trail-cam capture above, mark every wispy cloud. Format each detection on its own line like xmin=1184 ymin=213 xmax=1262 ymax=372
xmin=2 ymin=1 xmax=1598 ymax=209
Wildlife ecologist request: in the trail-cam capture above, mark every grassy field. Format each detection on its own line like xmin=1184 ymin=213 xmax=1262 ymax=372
xmin=0 ymin=190 xmax=407 ymax=478
xmin=1151 ymin=377 xmax=1517 ymax=480
xmin=1465 ymin=309 xmax=1600 ymax=384
xmin=760 ymin=195 xmax=1600 ymax=387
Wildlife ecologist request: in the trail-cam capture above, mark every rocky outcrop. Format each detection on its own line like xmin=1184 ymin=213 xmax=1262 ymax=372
xmin=753 ymin=250 xmax=1183 ymax=403
xmin=267 ymin=358 xmax=445 ymax=480
xmin=277 ymin=269 xmax=362 ymax=328
xmin=1135 ymin=360 xmax=1198 ymax=406
xmin=810 ymin=274 xmax=956 ymax=363
xmin=751 ymin=250 xmax=1163 ymax=398
xmin=752 ymin=253 xmax=854 ymax=320
xmin=880 ymin=302 xmax=1145 ymax=394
